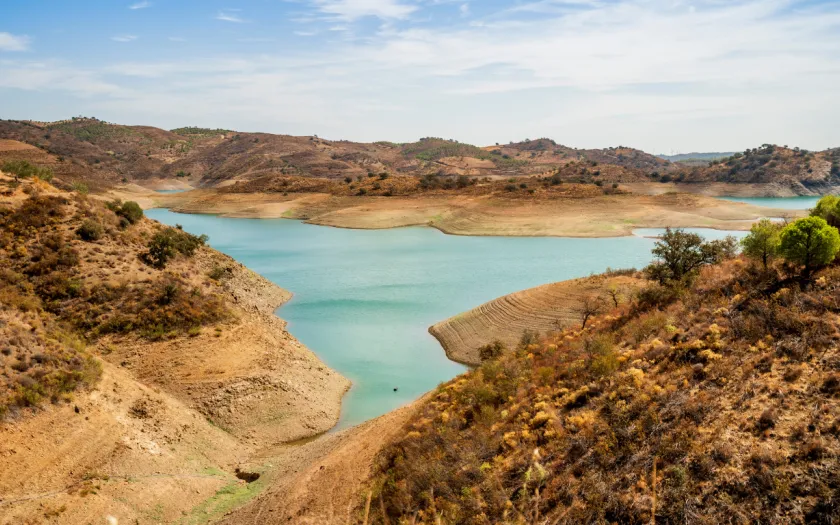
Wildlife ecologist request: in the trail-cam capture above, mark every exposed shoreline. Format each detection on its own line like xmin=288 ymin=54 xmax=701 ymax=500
xmin=429 ymin=274 xmax=645 ymax=366
xmin=113 ymin=186 xmax=806 ymax=239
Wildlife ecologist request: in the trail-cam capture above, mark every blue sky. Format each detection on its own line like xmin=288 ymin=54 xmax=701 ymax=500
xmin=1 ymin=0 xmax=839 ymax=153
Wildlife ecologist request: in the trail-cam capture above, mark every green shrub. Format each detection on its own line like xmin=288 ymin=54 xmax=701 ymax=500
xmin=142 ymin=227 xmax=208 ymax=268
xmin=117 ymin=201 xmax=143 ymax=225
xmin=644 ymin=228 xmax=738 ymax=285
xmin=2 ymin=160 xmax=53 ymax=181
xmin=77 ymin=219 xmax=104 ymax=241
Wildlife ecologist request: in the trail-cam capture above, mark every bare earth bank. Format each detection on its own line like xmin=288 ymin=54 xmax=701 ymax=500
xmin=123 ymin=188 xmax=803 ymax=238
xmin=430 ymin=274 xmax=644 ymax=366
xmin=0 ymin=249 xmax=349 ymax=525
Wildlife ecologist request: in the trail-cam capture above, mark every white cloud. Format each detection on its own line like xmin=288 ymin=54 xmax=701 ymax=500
xmin=309 ymin=0 xmax=417 ymax=21
xmin=216 ymin=10 xmax=245 ymax=23
xmin=3 ymin=0 xmax=840 ymax=152
xmin=168 ymin=36 xmax=187 ymax=42
xmin=111 ymin=35 xmax=138 ymax=42
xmin=0 ymin=60 xmax=122 ymax=97
xmin=129 ymin=1 xmax=151 ymax=9
xmin=0 ymin=32 xmax=30 ymax=52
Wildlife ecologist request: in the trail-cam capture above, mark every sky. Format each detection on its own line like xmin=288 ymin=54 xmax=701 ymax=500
xmin=1 ymin=0 xmax=839 ymax=153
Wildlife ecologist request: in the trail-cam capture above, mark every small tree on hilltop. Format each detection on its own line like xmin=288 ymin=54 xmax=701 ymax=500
xmin=741 ymin=218 xmax=782 ymax=270
xmin=778 ymin=216 xmax=840 ymax=278
xmin=644 ymin=228 xmax=738 ymax=285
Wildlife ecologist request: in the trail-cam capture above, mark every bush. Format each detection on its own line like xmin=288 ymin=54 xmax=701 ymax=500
xmin=478 ymin=340 xmax=506 ymax=361
xmin=117 ymin=201 xmax=143 ymax=225
xmin=142 ymin=227 xmax=208 ymax=268
xmin=77 ymin=219 xmax=103 ymax=241
xmin=810 ymin=195 xmax=840 ymax=227
xmin=778 ymin=216 xmax=840 ymax=276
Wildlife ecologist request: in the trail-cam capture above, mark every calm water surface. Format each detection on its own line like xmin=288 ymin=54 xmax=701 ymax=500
xmin=145 ymin=210 xmax=744 ymax=428
xmin=719 ymin=196 xmax=821 ymax=210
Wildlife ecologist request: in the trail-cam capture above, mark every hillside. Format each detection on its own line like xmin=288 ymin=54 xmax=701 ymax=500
xmin=659 ymin=152 xmax=736 ymax=163
xmin=494 ymin=139 xmax=674 ymax=174
xmin=4 ymin=119 xmax=839 ymax=198
xmin=0 ymin=170 xmax=348 ymax=523
xmin=0 ymin=120 xmax=664 ymax=189
xmin=364 ymin=255 xmax=840 ymax=523
xmin=672 ymin=145 xmax=840 ymax=188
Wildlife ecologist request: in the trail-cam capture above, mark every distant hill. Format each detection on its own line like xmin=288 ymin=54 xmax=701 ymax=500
xmin=668 ymin=145 xmax=840 ymax=186
xmin=1 ymin=118 xmax=836 ymax=191
xmin=659 ymin=152 xmax=736 ymax=163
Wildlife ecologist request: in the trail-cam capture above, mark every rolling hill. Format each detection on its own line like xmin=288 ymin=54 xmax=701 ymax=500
xmin=1 ymin=119 xmax=838 ymax=194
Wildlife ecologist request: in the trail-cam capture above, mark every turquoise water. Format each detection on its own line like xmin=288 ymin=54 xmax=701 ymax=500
xmin=719 ymin=196 xmax=822 ymax=210
xmin=145 ymin=210 xmax=741 ymax=428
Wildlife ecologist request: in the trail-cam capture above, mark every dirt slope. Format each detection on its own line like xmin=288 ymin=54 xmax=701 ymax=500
xmin=218 ymin=399 xmax=425 ymax=525
xmin=0 ymin=173 xmax=349 ymax=524
xmin=430 ymin=274 xmax=644 ymax=365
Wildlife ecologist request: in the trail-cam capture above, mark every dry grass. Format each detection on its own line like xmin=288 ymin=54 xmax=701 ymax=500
xmin=366 ymin=258 xmax=840 ymax=524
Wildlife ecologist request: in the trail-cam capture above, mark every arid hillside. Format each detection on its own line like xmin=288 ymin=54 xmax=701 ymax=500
xmin=0 ymin=169 xmax=348 ymax=524
xmin=3 ymin=119 xmax=838 ymax=194
xmin=671 ymin=145 xmax=840 ymax=187
xmin=362 ymin=234 xmax=840 ymax=524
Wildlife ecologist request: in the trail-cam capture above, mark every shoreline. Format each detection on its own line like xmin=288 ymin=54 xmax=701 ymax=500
xmin=117 ymin=187 xmax=805 ymax=239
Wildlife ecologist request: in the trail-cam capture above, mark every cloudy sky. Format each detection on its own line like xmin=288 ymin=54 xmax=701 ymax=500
xmin=1 ymin=0 xmax=839 ymax=153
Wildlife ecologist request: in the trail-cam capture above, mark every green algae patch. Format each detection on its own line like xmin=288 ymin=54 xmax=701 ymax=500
xmin=179 ymin=472 xmax=267 ymax=524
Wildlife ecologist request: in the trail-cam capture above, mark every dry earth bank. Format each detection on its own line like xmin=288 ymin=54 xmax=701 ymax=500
xmin=430 ymin=274 xmax=645 ymax=366
xmin=132 ymin=188 xmax=800 ymax=238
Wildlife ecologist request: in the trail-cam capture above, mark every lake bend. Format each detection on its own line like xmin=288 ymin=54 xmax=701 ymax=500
xmin=146 ymin=209 xmax=772 ymax=429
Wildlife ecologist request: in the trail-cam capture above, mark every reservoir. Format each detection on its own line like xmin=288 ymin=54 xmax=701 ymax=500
xmin=146 ymin=210 xmax=747 ymax=428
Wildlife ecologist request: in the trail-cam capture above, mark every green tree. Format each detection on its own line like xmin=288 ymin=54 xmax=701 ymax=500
xmin=644 ymin=228 xmax=738 ymax=285
xmin=741 ymin=219 xmax=782 ymax=269
xmin=778 ymin=216 xmax=840 ymax=277
xmin=810 ymin=195 xmax=840 ymax=227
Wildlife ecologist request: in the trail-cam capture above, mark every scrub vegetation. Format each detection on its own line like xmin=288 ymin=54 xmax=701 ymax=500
xmin=364 ymin=198 xmax=840 ymax=524
xmin=0 ymin=166 xmax=227 ymax=419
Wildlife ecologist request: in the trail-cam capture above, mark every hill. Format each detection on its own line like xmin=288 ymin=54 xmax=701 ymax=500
xmin=0 ymin=120 xmax=665 ymax=189
xmin=672 ymin=145 xmax=840 ymax=188
xmin=3 ymin=119 xmax=838 ymax=195
xmin=659 ymin=152 xmax=736 ymax=163
xmin=0 ymin=169 xmax=347 ymax=523
xmin=364 ymin=251 xmax=840 ymax=523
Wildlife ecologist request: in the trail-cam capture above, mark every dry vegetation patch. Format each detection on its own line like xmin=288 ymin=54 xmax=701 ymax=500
xmin=366 ymin=259 xmax=840 ymax=524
